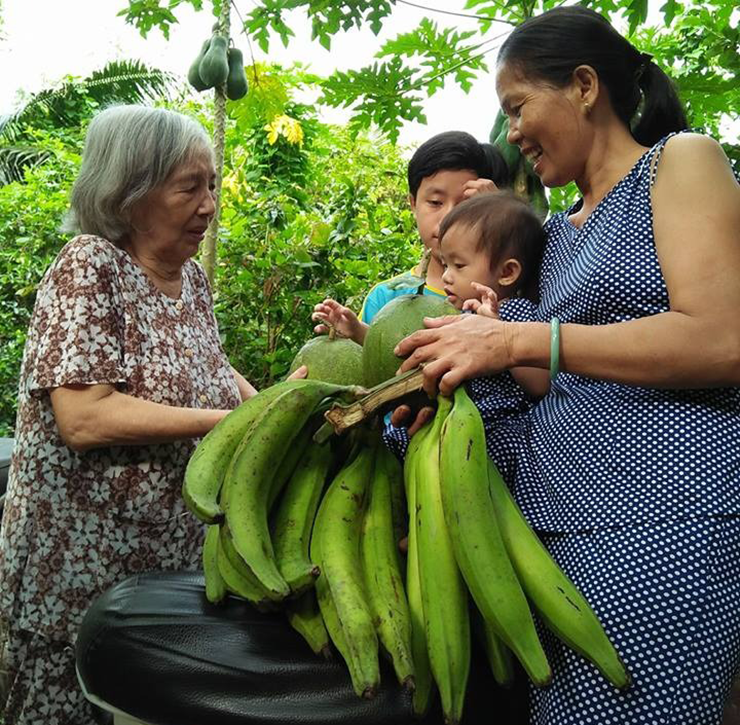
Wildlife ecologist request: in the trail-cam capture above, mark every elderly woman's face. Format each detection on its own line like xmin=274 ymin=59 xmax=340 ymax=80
xmin=132 ymin=152 xmax=216 ymax=261
xmin=495 ymin=62 xmax=591 ymax=188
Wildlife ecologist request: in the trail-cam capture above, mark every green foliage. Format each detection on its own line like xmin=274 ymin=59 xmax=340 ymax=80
xmin=0 ymin=60 xmax=176 ymax=185
xmin=0 ymin=138 xmax=79 ymax=436
xmin=319 ymin=58 xmax=426 ymax=143
xmin=214 ymin=65 xmax=417 ymax=386
xmin=117 ymin=0 xmax=209 ymax=39
xmin=0 ymin=64 xmax=417 ymax=433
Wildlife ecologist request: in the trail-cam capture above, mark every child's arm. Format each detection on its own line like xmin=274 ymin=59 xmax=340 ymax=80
xmin=464 ymin=283 xmax=550 ymax=400
xmin=312 ymin=298 xmax=369 ymax=345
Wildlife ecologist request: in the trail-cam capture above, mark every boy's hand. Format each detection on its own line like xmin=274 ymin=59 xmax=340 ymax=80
xmin=463 ymin=178 xmax=498 ymax=199
xmin=462 ymin=282 xmax=500 ymax=319
xmin=312 ymin=298 xmax=368 ymax=344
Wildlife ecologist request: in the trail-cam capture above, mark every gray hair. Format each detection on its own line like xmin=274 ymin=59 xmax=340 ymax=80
xmin=63 ymin=105 xmax=213 ymax=244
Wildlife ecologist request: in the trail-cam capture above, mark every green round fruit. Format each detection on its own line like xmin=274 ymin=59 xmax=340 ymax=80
xmin=289 ymin=335 xmax=364 ymax=386
xmin=362 ymin=294 xmax=458 ymax=388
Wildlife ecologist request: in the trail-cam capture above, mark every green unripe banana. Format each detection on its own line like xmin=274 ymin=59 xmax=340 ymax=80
xmin=285 ymin=590 xmax=331 ymax=659
xmin=222 ymin=381 xmax=347 ymax=599
xmin=183 ymin=379 xmax=311 ymax=524
xmin=312 ymin=444 xmax=380 ymax=699
xmin=487 ymin=459 xmax=631 ymax=691
xmin=403 ymin=420 xmax=435 ymax=717
xmin=203 ymin=524 xmax=227 ymax=604
xmin=361 ymin=443 xmax=415 ymax=689
xmin=272 ymin=440 xmax=333 ymax=595
xmin=439 ymin=387 xmax=551 ymax=689
xmin=416 ymin=397 xmax=470 ymax=725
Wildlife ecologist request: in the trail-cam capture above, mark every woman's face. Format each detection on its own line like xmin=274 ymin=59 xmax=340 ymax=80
xmin=131 ymin=151 xmax=216 ymax=262
xmin=495 ymin=62 xmax=590 ymax=188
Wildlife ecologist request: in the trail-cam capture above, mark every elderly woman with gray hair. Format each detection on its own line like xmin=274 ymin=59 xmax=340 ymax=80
xmin=0 ymin=105 xmax=287 ymax=724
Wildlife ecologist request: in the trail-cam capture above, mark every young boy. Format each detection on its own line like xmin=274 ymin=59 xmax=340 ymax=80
xmin=312 ymin=131 xmax=509 ymax=341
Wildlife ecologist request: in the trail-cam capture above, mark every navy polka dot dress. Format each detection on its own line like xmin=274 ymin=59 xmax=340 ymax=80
xmin=470 ymin=134 xmax=740 ymax=724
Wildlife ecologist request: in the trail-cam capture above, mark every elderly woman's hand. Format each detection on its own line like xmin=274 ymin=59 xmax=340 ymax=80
xmin=394 ymin=314 xmax=517 ymax=396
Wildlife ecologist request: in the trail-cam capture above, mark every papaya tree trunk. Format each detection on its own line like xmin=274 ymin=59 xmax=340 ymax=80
xmin=201 ymin=0 xmax=231 ymax=287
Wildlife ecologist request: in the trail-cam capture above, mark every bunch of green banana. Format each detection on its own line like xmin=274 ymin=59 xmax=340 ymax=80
xmin=403 ymin=420 xmax=435 ymax=718
xmin=439 ymin=386 xmax=551 ymax=688
xmin=191 ymin=370 xmax=629 ymax=714
xmin=311 ymin=442 xmax=380 ymax=698
xmin=414 ymin=397 xmax=471 ymax=725
xmin=360 ymin=443 xmax=415 ymax=690
xmin=486 ymin=459 xmax=631 ymax=691
xmin=221 ymin=381 xmax=350 ymax=599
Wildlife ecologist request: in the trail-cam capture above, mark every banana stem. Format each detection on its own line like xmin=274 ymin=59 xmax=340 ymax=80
xmin=314 ymin=368 xmax=428 ymax=442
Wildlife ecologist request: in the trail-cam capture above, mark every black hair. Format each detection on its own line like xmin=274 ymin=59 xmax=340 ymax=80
xmin=407 ymin=131 xmax=510 ymax=199
xmin=497 ymin=6 xmax=688 ymax=147
xmin=438 ymin=191 xmax=545 ymax=301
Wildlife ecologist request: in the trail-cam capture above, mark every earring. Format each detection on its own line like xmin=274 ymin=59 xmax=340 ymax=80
xmin=584 ymin=101 xmax=591 ymax=113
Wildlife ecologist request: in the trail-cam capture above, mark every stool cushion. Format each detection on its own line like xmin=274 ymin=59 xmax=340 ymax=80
xmin=76 ymin=571 xmax=528 ymax=725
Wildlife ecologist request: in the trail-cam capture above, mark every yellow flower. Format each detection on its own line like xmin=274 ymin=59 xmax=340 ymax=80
xmin=263 ymin=114 xmax=304 ymax=146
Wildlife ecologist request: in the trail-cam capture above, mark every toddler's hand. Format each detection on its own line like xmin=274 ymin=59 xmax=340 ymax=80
xmin=462 ymin=282 xmax=500 ymax=319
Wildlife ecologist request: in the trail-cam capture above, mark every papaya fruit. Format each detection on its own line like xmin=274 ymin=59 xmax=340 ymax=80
xmin=226 ymin=47 xmax=249 ymax=101
xmin=188 ymin=38 xmax=212 ymax=92
xmin=199 ymin=34 xmax=229 ymax=88
xmin=361 ymin=294 xmax=458 ymax=388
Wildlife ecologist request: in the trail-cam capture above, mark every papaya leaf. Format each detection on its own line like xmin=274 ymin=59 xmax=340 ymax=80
xmin=117 ymin=0 xmax=205 ymax=39
xmin=318 ymin=59 xmax=425 ymax=143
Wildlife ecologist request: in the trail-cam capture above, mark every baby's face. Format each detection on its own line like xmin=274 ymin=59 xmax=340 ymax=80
xmin=440 ymin=223 xmax=495 ymax=309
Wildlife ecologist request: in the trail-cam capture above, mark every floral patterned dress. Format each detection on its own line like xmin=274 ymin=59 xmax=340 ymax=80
xmin=0 ymin=235 xmax=241 ymax=723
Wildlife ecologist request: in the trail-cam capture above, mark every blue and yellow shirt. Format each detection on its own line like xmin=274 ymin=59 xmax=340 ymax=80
xmin=358 ymin=271 xmax=446 ymax=324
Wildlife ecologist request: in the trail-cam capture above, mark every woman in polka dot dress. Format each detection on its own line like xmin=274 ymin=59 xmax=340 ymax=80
xmin=395 ymin=7 xmax=740 ymax=724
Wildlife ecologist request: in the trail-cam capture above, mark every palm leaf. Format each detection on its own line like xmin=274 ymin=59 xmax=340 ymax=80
xmin=0 ymin=59 xmax=178 ymax=185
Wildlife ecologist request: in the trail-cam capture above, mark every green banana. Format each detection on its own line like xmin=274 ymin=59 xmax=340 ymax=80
xmin=216 ymin=524 xmax=275 ymax=609
xmin=272 ymin=440 xmax=333 ymax=595
xmin=439 ymin=387 xmax=551 ymax=688
xmin=472 ymin=606 xmax=515 ymax=688
xmin=311 ymin=517 xmax=351 ymax=664
xmin=203 ymin=524 xmax=227 ymax=604
xmin=487 ymin=460 xmax=631 ymax=691
xmin=183 ymin=379 xmax=310 ymax=524
xmin=267 ymin=416 xmax=316 ymax=514
xmin=416 ymin=397 xmax=470 ymax=725
xmin=222 ymin=380 xmax=347 ymax=599
xmin=285 ymin=590 xmax=331 ymax=660
xmin=361 ymin=443 xmax=415 ymax=689
xmin=312 ymin=444 xmax=379 ymax=699
xmin=404 ymin=420 xmax=435 ymax=718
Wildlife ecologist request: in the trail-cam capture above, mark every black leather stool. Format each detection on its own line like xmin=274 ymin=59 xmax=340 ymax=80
xmin=76 ymin=571 xmax=528 ymax=725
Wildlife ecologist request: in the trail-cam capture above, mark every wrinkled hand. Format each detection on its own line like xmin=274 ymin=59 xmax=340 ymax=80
xmin=312 ymin=298 xmax=363 ymax=342
xmin=462 ymin=282 xmax=500 ymax=319
xmin=463 ymin=178 xmax=498 ymax=199
xmin=394 ymin=314 xmax=515 ymax=396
